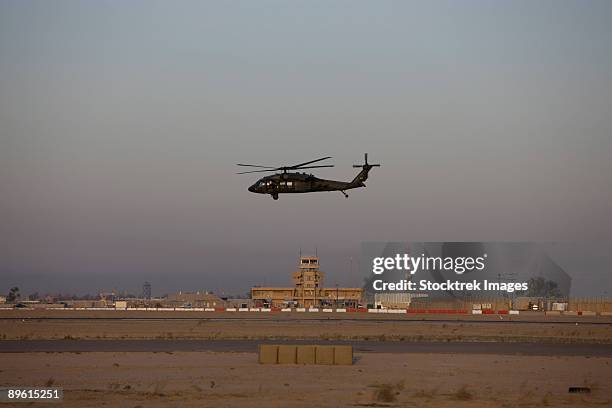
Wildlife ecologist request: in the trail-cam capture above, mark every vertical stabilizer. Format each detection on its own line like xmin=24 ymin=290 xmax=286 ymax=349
xmin=350 ymin=153 xmax=380 ymax=187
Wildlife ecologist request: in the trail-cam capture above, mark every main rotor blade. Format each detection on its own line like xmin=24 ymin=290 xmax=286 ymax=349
xmin=290 ymin=156 xmax=332 ymax=169
xmin=236 ymin=164 xmax=276 ymax=168
xmin=291 ymin=165 xmax=334 ymax=170
xmin=237 ymin=164 xmax=334 ymax=174
xmin=236 ymin=169 xmax=277 ymax=174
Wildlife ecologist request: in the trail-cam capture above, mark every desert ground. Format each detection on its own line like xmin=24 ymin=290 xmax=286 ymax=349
xmin=1 ymin=315 xmax=611 ymax=343
xmin=1 ymin=311 xmax=610 ymax=406
xmin=1 ymin=351 xmax=611 ymax=407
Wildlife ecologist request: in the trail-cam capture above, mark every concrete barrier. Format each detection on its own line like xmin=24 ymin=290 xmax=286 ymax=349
xmin=259 ymin=345 xmax=278 ymax=364
xmin=322 ymin=308 xmax=333 ymax=313
xmin=315 ymin=346 xmax=334 ymax=365
xmin=259 ymin=344 xmax=353 ymax=365
xmin=281 ymin=308 xmax=292 ymax=312
xmin=335 ymin=308 xmax=346 ymax=313
xmin=509 ymin=310 xmax=520 ymax=315
xmin=238 ymin=308 xmax=249 ymax=312
xmin=278 ymin=345 xmax=297 ymax=364
xmin=308 ymin=308 xmax=319 ymax=312
xmin=472 ymin=310 xmax=482 ymax=315
xmin=260 ymin=308 xmax=271 ymax=312
xmin=204 ymin=308 xmax=215 ymax=312
xmin=333 ymin=345 xmax=353 ymax=365
xmin=563 ymin=311 xmax=578 ymax=316
xmin=249 ymin=308 xmax=260 ymax=312
xmin=579 ymin=311 xmax=596 ymax=316
xmin=296 ymin=346 xmax=316 ymax=364
xmin=296 ymin=308 xmax=306 ymax=312
xmin=226 ymin=308 xmax=237 ymax=312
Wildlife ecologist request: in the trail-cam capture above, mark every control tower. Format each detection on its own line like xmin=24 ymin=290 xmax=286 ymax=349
xmin=292 ymin=256 xmax=324 ymax=308
xmin=251 ymin=255 xmax=362 ymax=308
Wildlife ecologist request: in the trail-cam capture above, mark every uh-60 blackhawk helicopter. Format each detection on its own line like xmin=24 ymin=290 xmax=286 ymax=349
xmin=237 ymin=153 xmax=380 ymax=200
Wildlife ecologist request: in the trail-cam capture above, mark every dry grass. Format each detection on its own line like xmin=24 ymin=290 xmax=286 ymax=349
xmin=152 ymin=380 xmax=167 ymax=396
xmin=413 ymin=387 xmax=438 ymax=399
xmin=541 ymin=392 xmax=552 ymax=406
xmin=452 ymin=385 xmax=473 ymax=401
xmin=371 ymin=381 xmax=404 ymax=403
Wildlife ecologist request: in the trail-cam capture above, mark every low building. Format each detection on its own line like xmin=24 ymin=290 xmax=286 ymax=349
xmin=374 ymin=293 xmax=428 ymax=309
xmin=69 ymin=300 xmax=107 ymax=308
xmin=226 ymin=298 xmax=253 ymax=309
xmin=114 ymin=300 xmax=128 ymax=309
xmin=25 ymin=303 xmax=66 ymax=309
xmin=165 ymin=291 xmax=227 ymax=308
xmin=251 ymin=256 xmax=362 ymax=308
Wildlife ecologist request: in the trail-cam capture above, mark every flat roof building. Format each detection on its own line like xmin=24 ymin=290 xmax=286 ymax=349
xmin=166 ymin=291 xmax=226 ymax=308
xmin=251 ymin=256 xmax=362 ymax=308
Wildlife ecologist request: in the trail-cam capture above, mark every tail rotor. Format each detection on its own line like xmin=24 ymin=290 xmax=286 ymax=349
xmin=350 ymin=153 xmax=380 ymax=187
xmin=353 ymin=153 xmax=380 ymax=169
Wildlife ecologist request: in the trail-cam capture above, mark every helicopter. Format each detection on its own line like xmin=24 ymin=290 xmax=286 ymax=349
xmin=237 ymin=153 xmax=380 ymax=200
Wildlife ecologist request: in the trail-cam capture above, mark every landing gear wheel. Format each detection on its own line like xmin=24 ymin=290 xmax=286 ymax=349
xmin=272 ymin=193 xmax=279 ymax=200
xmin=340 ymin=190 xmax=348 ymax=198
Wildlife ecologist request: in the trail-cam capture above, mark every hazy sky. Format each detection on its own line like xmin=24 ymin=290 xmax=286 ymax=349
xmin=2 ymin=1 xmax=611 ymax=296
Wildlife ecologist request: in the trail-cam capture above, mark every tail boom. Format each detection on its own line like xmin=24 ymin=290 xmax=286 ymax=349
xmin=350 ymin=153 xmax=380 ymax=188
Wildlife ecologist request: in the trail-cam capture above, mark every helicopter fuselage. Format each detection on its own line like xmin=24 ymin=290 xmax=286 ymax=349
xmin=248 ymin=172 xmax=361 ymax=196
xmin=240 ymin=153 xmax=379 ymax=200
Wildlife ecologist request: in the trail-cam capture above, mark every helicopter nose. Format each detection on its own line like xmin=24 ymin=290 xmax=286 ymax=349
xmin=248 ymin=184 xmax=256 ymax=193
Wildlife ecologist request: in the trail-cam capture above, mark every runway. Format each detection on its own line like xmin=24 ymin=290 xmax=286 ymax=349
xmin=2 ymin=315 xmax=611 ymax=325
xmin=2 ymin=340 xmax=611 ymax=356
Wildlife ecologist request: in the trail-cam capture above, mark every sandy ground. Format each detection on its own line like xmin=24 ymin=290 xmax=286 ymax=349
xmin=2 ymin=313 xmax=609 ymax=406
xmin=0 ymin=351 xmax=610 ymax=407
xmin=1 ymin=318 xmax=611 ymax=343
